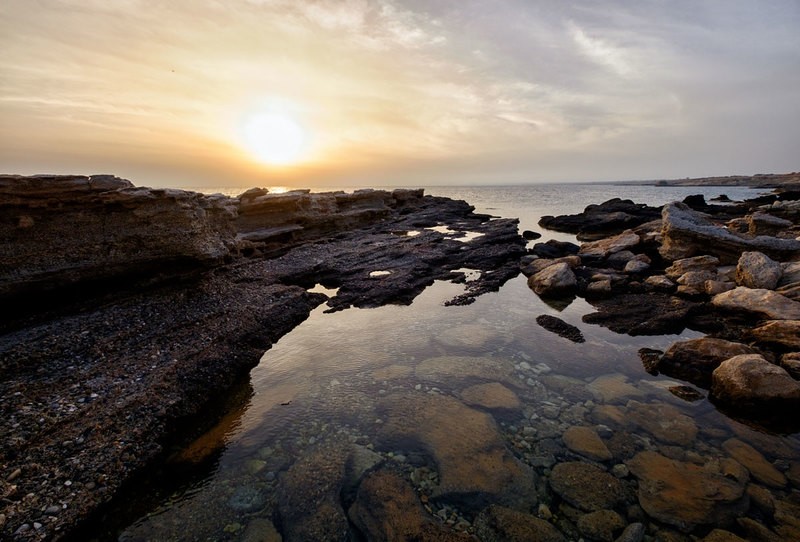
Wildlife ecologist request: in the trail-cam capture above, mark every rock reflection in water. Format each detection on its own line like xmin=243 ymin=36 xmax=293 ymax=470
xmin=120 ymin=276 xmax=800 ymax=542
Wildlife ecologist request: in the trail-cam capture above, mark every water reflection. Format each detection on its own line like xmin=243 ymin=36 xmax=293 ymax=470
xmin=119 ymin=274 xmax=800 ymax=541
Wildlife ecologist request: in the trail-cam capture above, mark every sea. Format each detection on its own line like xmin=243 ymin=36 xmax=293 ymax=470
xmin=110 ymin=183 xmax=797 ymax=541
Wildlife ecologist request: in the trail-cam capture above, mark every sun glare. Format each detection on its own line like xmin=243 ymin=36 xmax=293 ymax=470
xmin=242 ymin=112 xmax=307 ymax=166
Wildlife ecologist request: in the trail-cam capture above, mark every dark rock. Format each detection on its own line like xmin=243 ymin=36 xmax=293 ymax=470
xmin=522 ymin=230 xmax=542 ymax=240
xmin=668 ymin=385 xmax=705 ymax=402
xmin=539 ymin=198 xmax=661 ymax=240
xmin=711 ymin=194 xmax=732 ymax=202
xmin=532 ymin=239 xmax=580 ymax=259
xmin=654 ymin=338 xmax=758 ymax=388
xmin=549 ymin=462 xmax=625 ymax=512
xmin=582 ymin=293 xmax=700 ymax=335
xmin=682 ymin=194 xmax=708 ymax=209
xmin=536 ymin=315 xmax=585 ymax=343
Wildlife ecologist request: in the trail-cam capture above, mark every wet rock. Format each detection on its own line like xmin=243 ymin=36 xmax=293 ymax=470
xmin=435 ymin=324 xmax=503 ymax=352
xmin=345 ymin=445 xmax=385 ymax=492
xmin=701 ymin=529 xmax=747 ymax=542
xmin=549 ymin=462 xmax=625 ymax=512
xmin=228 ymin=486 xmax=267 ymax=513
xmin=539 ymin=198 xmax=661 ymax=240
xmin=655 ymin=337 xmax=758 ymax=388
xmin=277 ymin=440 xmax=349 ymax=542
xmin=536 ymin=315 xmax=585 ymax=343
xmin=615 ymin=522 xmax=645 ymax=542
xmin=748 ymin=212 xmax=793 ymax=236
xmin=523 ymin=230 xmax=542 ymax=240
xmin=711 ymin=354 xmax=800 ymax=410
xmin=588 ymin=374 xmax=645 ymax=403
xmin=711 ymin=287 xmax=800 ymax=320
xmin=562 ymin=426 xmax=612 ymax=461
xmin=659 ymin=202 xmax=800 ymax=264
xmin=378 ymin=392 xmax=537 ymax=510
xmin=583 ymin=293 xmax=699 ymax=335
xmin=736 ymin=517 xmax=781 ymax=542
xmin=747 ymin=484 xmax=775 ymax=517
xmin=627 ymin=451 xmax=748 ymax=532
xmin=736 ymin=251 xmax=782 ymax=289
xmin=532 ymin=240 xmax=580 ymax=259
xmin=348 ymin=469 xmax=471 ymax=542
xmin=242 ymin=518 xmax=282 ymax=542
xmin=748 ymin=320 xmax=800 ymax=349
xmin=414 ymin=355 xmax=518 ymax=389
xmin=625 ymin=401 xmax=698 ymax=446
xmin=579 ymin=230 xmax=641 ymax=259
xmin=460 ymin=382 xmax=522 ymax=410
xmin=577 ymin=509 xmax=625 ymax=542
xmin=528 ymin=263 xmax=577 ymax=297
xmin=665 ymin=255 xmax=720 ymax=279
xmin=474 ymin=504 xmax=565 ymax=542
xmin=773 ymin=496 xmax=800 ymax=541
xmin=667 ymin=385 xmax=704 ymax=402
xmin=722 ymin=439 xmax=787 ymax=488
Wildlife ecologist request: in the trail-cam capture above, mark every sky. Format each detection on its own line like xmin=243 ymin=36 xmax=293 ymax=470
xmin=1 ymin=0 xmax=798 ymax=189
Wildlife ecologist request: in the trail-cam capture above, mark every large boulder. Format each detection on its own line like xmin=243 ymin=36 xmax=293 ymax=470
xmin=653 ymin=338 xmax=758 ymax=387
xmin=527 ymin=262 xmax=577 ymax=297
xmin=627 ymin=451 xmax=749 ymax=532
xmin=711 ymin=287 xmax=800 ymax=320
xmin=711 ymin=354 xmax=800 ymax=410
xmin=659 ymin=202 xmax=800 ymax=264
xmin=736 ymin=251 xmax=782 ymax=289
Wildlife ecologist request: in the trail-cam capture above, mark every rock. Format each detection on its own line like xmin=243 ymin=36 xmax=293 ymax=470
xmin=655 ymin=338 xmax=758 ymax=388
xmin=587 ymin=279 xmax=613 ymax=296
xmin=668 ymin=385 xmax=704 ymax=402
xmin=435 ymin=324 xmax=502 ymax=352
xmin=712 ymin=354 xmax=800 ymax=411
xmin=615 ymin=522 xmax=645 ymax=542
xmin=549 ymin=462 xmax=625 ymax=512
xmin=522 ymin=230 xmax=542 ymax=240
xmin=414 ymin=355 xmax=518 ymax=389
xmin=781 ymin=352 xmax=800 ymax=379
xmin=535 ymin=315 xmax=585 ymax=343
xmin=277 ymin=439 xmax=350 ymax=542
xmin=378 ymin=392 xmax=537 ymax=510
xmin=722 ymin=439 xmax=787 ymax=488
xmin=659 ymin=202 xmax=800 ymax=264
xmin=712 ymin=287 xmax=800 ymax=320
xmin=748 ymin=212 xmax=793 ymax=236
xmin=607 ymin=250 xmax=637 ymax=265
xmin=701 ymin=529 xmax=747 ymax=542
xmin=579 ymin=230 xmax=641 ymax=259
xmin=736 ymin=517 xmax=782 ymax=542
xmin=0 ymin=175 xmax=238 ymax=301
xmin=746 ymin=484 xmax=775 ymax=517
xmin=528 ymin=263 xmax=577 ymax=297
xmin=539 ymin=198 xmax=661 ymax=239
xmin=242 ymin=518 xmax=282 ymax=542
xmin=781 ymin=261 xmax=800 ymax=285
xmin=577 ymin=509 xmax=625 ymax=542
xmin=348 ymin=469 xmax=470 ymax=542
xmin=583 ymin=293 xmax=700 ymax=335
xmin=588 ymin=374 xmax=645 ymax=403
xmin=624 ymin=256 xmax=651 ymax=274
xmin=705 ymin=280 xmax=735 ymax=296
xmin=773 ymin=496 xmax=800 ymax=541
xmin=627 ymin=451 xmax=748 ymax=532
xmin=345 ymin=445 xmax=385 ymax=492
xmin=521 ymin=256 xmax=581 ymax=276
xmin=460 ymin=382 xmax=522 ymax=410
xmin=748 ymin=320 xmax=800 ymax=349
xmin=532 ymin=239 xmax=580 ymax=259
xmin=665 ymin=255 xmax=721 ymax=279
xmin=625 ymin=400 xmax=698 ymax=446
xmin=736 ymin=251 xmax=783 ymax=289
xmin=676 ymin=270 xmax=717 ymax=296
xmin=562 ymin=426 xmax=613 ymax=461
xmin=644 ymin=275 xmax=675 ymax=290
xmin=474 ymin=504 xmax=566 ymax=542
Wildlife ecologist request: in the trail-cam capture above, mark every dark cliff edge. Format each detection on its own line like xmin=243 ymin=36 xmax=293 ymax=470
xmin=0 ymin=175 xmax=526 ymax=541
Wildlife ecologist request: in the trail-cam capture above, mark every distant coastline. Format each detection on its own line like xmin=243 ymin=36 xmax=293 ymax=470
xmin=613 ymin=171 xmax=800 ymax=188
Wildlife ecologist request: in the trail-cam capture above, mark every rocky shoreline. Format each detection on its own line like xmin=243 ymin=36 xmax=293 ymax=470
xmin=0 ymin=176 xmax=525 ymax=540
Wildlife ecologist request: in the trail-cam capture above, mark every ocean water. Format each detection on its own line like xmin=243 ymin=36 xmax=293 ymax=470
xmin=114 ymin=183 xmax=799 ymax=541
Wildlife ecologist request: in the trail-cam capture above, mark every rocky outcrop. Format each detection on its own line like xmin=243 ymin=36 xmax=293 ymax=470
xmin=659 ymin=202 xmax=800 ymax=264
xmin=539 ymin=198 xmax=661 ymax=240
xmin=0 ymin=175 xmax=238 ymax=302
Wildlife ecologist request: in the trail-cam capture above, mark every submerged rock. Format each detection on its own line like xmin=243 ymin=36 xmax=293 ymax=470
xmin=562 ymin=426 xmax=613 ymax=461
xmin=474 ymin=504 xmax=565 ymax=542
xmin=625 ymin=400 xmax=698 ymax=446
xmin=460 ymin=382 xmax=522 ymax=410
xmin=549 ymin=462 xmax=625 ymax=512
xmin=414 ymin=356 xmax=518 ymax=389
xmin=722 ymin=438 xmax=787 ymax=488
xmin=627 ymin=451 xmax=748 ymax=532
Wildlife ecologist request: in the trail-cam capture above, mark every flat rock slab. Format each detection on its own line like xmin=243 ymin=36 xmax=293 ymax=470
xmin=474 ymin=504 xmax=566 ymax=542
xmin=722 ymin=438 xmax=787 ymax=488
xmin=562 ymin=426 xmax=612 ymax=461
xmin=460 ymin=382 xmax=522 ymax=410
xmin=627 ymin=451 xmax=748 ymax=532
xmin=711 ymin=287 xmax=800 ymax=320
xmin=414 ymin=356 xmax=520 ymax=389
xmin=548 ymin=461 xmax=624 ymax=512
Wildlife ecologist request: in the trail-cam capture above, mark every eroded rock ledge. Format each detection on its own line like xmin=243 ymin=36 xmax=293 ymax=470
xmin=0 ymin=175 xmax=525 ymax=541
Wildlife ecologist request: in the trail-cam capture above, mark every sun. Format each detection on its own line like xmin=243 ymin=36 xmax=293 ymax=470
xmin=242 ymin=111 xmax=307 ymax=166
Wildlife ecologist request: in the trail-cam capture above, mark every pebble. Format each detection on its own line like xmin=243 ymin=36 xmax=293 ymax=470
xmin=44 ymin=505 xmax=61 ymax=516
xmin=519 ymin=361 xmax=532 ymax=371
xmin=7 ymin=468 xmax=22 ymax=482
xmin=612 ymin=464 xmax=630 ymax=478
xmin=33 ymin=522 xmax=43 ymax=530
xmin=538 ymin=503 xmax=553 ymax=520
xmin=0 ymin=513 xmax=4 ymax=527
xmin=14 ymin=524 xmax=31 ymax=535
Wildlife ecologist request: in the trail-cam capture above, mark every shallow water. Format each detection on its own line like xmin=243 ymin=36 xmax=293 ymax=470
xmin=118 ymin=184 xmax=800 ymax=541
